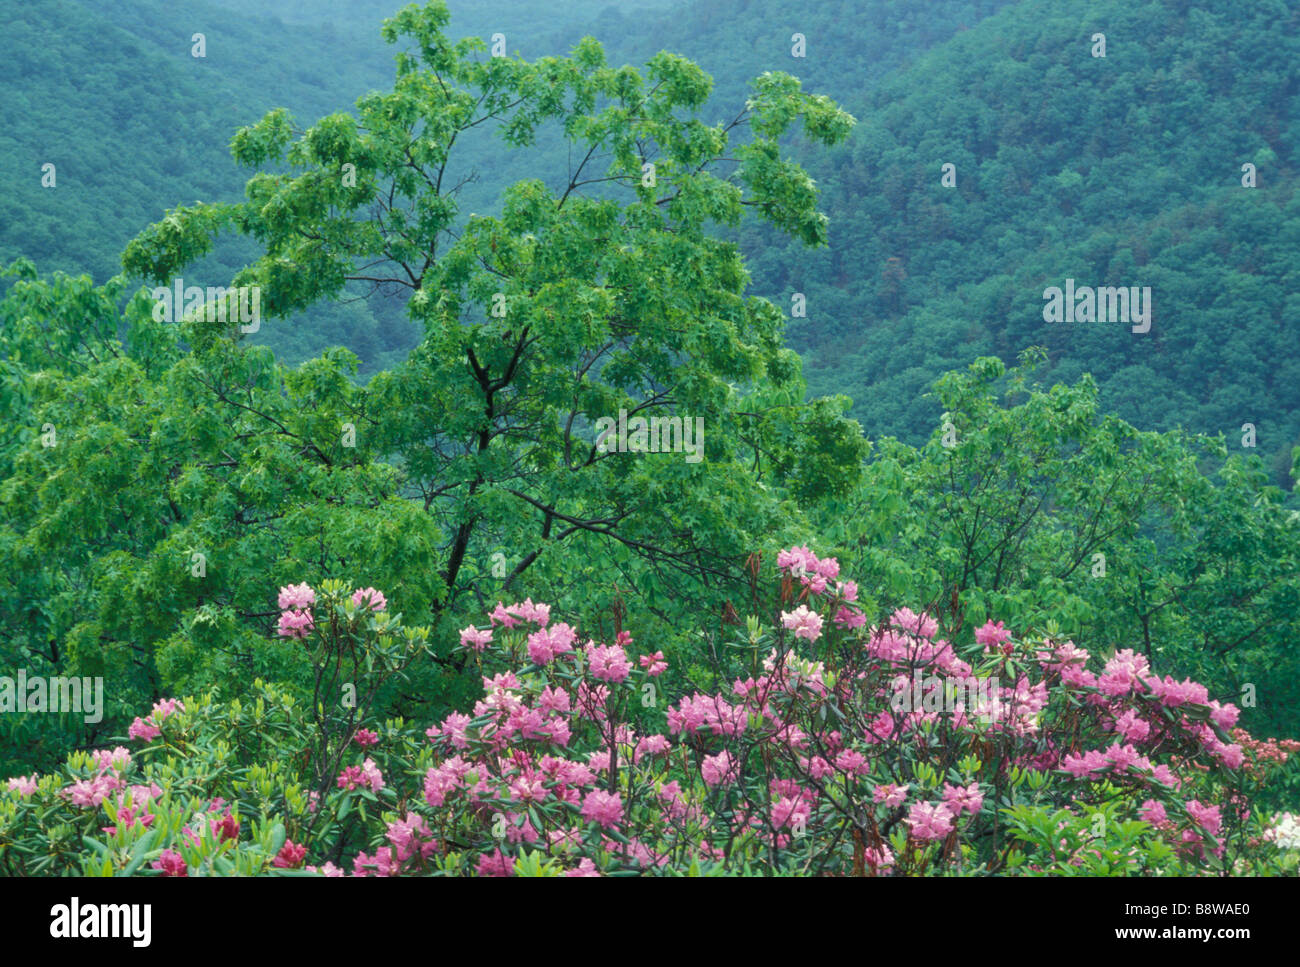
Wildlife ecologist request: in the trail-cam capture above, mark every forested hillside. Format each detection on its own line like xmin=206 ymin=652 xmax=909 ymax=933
xmin=1 ymin=0 xmax=665 ymax=371
xmin=615 ymin=0 xmax=1300 ymax=479
xmin=3 ymin=0 xmax=1016 ymax=374
xmin=7 ymin=0 xmax=1294 ymax=471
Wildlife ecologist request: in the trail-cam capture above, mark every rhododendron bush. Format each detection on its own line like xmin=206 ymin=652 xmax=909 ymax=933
xmin=3 ymin=552 xmax=1297 ymax=876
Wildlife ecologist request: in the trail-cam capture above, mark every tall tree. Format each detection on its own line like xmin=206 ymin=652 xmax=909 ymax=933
xmin=1 ymin=1 xmax=865 ymax=769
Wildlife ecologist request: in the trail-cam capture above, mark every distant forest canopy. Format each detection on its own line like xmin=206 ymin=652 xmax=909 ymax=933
xmin=2 ymin=0 xmax=1297 ymax=482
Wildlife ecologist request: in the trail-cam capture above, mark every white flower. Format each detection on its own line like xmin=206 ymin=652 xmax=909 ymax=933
xmin=1265 ymin=812 xmax=1300 ymax=850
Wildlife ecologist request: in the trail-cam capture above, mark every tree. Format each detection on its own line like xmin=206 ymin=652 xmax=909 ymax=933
xmin=119 ymin=0 xmax=864 ymax=616
xmin=0 ymin=1 xmax=865 ymax=772
xmin=814 ymin=350 xmax=1300 ymax=748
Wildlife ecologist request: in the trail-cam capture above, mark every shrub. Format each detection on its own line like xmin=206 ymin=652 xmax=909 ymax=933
xmin=3 ymin=552 xmax=1297 ymax=876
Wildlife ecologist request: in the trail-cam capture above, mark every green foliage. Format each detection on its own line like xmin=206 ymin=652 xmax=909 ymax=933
xmin=0 ymin=4 xmax=864 ymax=775
xmin=5 ymin=0 xmax=1300 ymax=873
xmin=603 ymin=0 xmax=1300 ymax=484
xmin=1000 ymin=803 xmax=1178 ymax=876
xmin=814 ymin=352 xmax=1300 ymax=760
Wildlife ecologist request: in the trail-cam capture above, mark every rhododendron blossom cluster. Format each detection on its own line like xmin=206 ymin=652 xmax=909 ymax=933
xmin=3 ymin=552 xmax=1297 ymax=877
xmin=126 ymin=699 xmax=184 ymax=742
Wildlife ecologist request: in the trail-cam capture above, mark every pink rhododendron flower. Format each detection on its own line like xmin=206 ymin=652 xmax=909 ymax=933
xmin=424 ymin=756 xmax=472 ymax=807
xmin=210 ymin=807 xmax=240 ymax=842
xmin=152 ymin=849 xmax=188 ymax=877
xmin=459 ymin=626 xmax=493 ymax=651
xmin=701 ymin=749 xmax=738 ymax=787
xmin=776 ymin=547 xmax=839 ymax=593
xmin=772 ymin=795 xmax=811 ymax=831
xmin=386 ymin=812 xmax=438 ymax=864
xmin=905 ymin=801 xmax=955 ymax=841
xmin=337 ymin=766 xmax=364 ymax=791
xmin=277 ymin=609 xmax=314 ymax=639
xmin=587 ymin=642 xmax=632 ymax=682
xmin=527 ymin=622 xmax=578 ymax=664
xmin=1062 ymin=749 xmax=1108 ymax=778
xmin=1149 ymin=763 xmax=1178 ymax=787
xmin=580 ymin=790 xmax=624 ymax=828
xmin=337 ymin=758 xmax=385 ymax=793
xmin=668 ymin=693 xmax=746 ymax=737
xmin=1104 ymin=742 xmax=1142 ymax=772
xmin=64 ymin=775 xmax=120 ymax=808
xmin=433 ymin=711 xmax=471 ymax=750
xmin=781 ymin=605 xmax=823 ymax=642
xmin=1139 ymin=799 xmax=1169 ymax=826
xmin=353 ymin=728 xmax=380 ymax=748
xmin=277 ymin=582 xmax=316 ymax=610
xmin=865 ymin=843 xmax=895 ymax=873
xmin=125 ymin=783 xmax=163 ymax=804
xmin=7 ymin=775 xmax=37 ymax=797
xmin=639 ymin=651 xmax=668 ymax=676
xmin=1036 ymin=640 xmax=1089 ymax=670
xmin=941 ymin=782 xmax=984 ymax=816
xmin=484 ymin=670 xmax=521 ymax=692
xmin=541 ymin=756 xmax=596 ymax=789
xmin=891 ymin=607 xmax=938 ymax=639
xmin=128 ymin=718 xmax=161 ymax=741
xmin=873 ymin=783 xmax=910 ymax=808
xmin=360 ymin=758 xmax=385 ymax=790
xmin=504 ymin=813 xmax=540 ymax=845
xmin=1059 ymin=663 xmax=1098 ymax=689
xmin=834 ymin=606 xmax=867 ymax=630
xmin=834 ymin=749 xmax=869 ymax=776
xmin=477 ymin=848 xmax=514 ymax=877
xmin=1185 ymin=800 xmax=1222 ymax=836
xmin=353 ymin=847 xmax=402 ymax=877
xmin=538 ymin=685 xmax=571 ymax=715
xmin=1145 ymin=675 xmax=1209 ymax=707
xmin=126 ymin=696 xmax=183 ymax=743
xmin=505 ymin=598 xmax=550 ymax=627
xmin=489 ymin=602 xmax=519 ymax=628
xmin=509 ymin=774 xmax=548 ymax=802
xmin=1213 ymin=743 xmax=1245 ymax=769
xmin=92 ymin=748 xmax=132 ymax=772
xmin=273 ymin=840 xmax=308 ymax=869
xmin=798 ymin=755 xmax=830 ymax=780
xmin=1112 ymin=708 xmax=1150 ymax=744
xmin=634 ymin=734 xmax=671 ymax=763
xmin=1097 ymin=649 xmax=1150 ymax=696
xmin=975 ymin=619 xmax=1013 ymax=655
xmin=1208 ymin=701 xmax=1240 ymax=730
xmin=351 ymin=587 xmax=387 ymax=611
xmin=777 ymin=545 xmax=819 ymax=577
